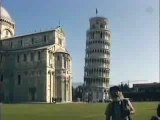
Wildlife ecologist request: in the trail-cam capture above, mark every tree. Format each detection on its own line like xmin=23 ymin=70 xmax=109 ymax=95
xmin=72 ymin=86 xmax=76 ymax=101
xmin=72 ymin=85 xmax=84 ymax=102
xmin=119 ymin=83 xmax=130 ymax=92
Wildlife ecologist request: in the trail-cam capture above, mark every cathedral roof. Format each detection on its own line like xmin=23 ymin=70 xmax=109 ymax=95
xmin=55 ymin=48 xmax=69 ymax=54
xmin=0 ymin=6 xmax=14 ymax=22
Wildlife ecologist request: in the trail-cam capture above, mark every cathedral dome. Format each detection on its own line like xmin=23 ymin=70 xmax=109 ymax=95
xmin=0 ymin=6 xmax=16 ymax=39
xmin=0 ymin=6 xmax=13 ymax=22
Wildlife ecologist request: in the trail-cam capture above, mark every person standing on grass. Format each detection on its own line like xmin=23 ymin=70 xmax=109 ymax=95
xmin=105 ymin=86 xmax=135 ymax=120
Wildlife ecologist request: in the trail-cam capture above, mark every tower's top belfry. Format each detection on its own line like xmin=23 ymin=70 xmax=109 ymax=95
xmin=89 ymin=17 xmax=109 ymax=30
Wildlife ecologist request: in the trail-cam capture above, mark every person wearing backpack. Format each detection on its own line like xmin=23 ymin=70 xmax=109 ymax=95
xmin=105 ymin=86 xmax=135 ymax=120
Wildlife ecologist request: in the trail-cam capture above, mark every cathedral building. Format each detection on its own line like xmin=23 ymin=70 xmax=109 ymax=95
xmin=0 ymin=6 xmax=72 ymax=103
xmin=84 ymin=16 xmax=111 ymax=102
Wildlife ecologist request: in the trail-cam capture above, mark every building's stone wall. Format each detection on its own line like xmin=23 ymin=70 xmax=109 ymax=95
xmin=1 ymin=31 xmax=55 ymax=50
xmin=0 ymin=28 xmax=72 ymax=103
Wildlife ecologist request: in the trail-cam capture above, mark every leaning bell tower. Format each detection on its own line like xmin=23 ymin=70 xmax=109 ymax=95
xmin=84 ymin=12 xmax=111 ymax=102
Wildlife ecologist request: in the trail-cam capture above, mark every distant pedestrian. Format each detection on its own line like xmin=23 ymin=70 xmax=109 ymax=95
xmin=105 ymin=86 xmax=135 ymax=120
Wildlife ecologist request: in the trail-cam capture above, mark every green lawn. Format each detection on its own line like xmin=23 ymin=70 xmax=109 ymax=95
xmin=2 ymin=102 xmax=159 ymax=120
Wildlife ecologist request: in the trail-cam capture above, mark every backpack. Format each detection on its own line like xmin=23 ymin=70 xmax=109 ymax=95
xmin=151 ymin=116 xmax=160 ymax=120
xmin=110 ymin=99 xmax=132 ymax=120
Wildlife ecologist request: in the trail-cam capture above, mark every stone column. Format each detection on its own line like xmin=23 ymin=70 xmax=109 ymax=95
xmin=61 ymin=78 xmax=64 ymax=102
xmin=52 ymin=72 xmax=55 ymax=99
xmin=61 ymin=54 xmax=64 ymax=69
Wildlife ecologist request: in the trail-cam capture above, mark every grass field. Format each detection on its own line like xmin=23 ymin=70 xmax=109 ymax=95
xmin=2 ymin=102 xmax=159 ymax=120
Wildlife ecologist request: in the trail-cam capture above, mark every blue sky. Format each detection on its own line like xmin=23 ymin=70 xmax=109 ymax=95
xmin=3 ymin=0 xmax=159 ymax=85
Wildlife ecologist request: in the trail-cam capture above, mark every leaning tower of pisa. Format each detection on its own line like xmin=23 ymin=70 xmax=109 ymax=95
xmin=84 ymin=16 xmax=111 ymax=102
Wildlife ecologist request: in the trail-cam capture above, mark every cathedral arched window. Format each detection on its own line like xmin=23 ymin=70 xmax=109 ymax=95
xmin=10 ymin=41 xmax=13 ymax=48
xmin=24 ymin=54 xmax=27 ymax=62
xmin=0 ymin=54 xmax=2 ymax=62
xmin=48 ymin=71 xmax=51 ymax=74
xmin=44 ymin=35 xmax=47 ymax=42
xmin=64 ymin=57 xmax=66 ymax=68
xmin=38 ymin=51 xmax=41 ymax=60
xmin=30 ymin=53 xmax=34 ymax=61
xmin=58 ymin=38 xmax=62 ymax=45
xmin=17 ymin=75 xmax=21 ymax=85
xmin=0 ymin=75 xmax=3 ymax=82
xmin=4 ymin=29 xmax=12 ymax=38
xmin=17 ymin=55 xmax=20 ymax=63
xmin=0 ymin=41 xmax=2 ymax=47
xmin=6 ymin=30 xmax=9 ymax=35
xmin=20 ymin=40 xmax=22 ymax=46
xmin=31 ymin=37 xmax=34 ymax=44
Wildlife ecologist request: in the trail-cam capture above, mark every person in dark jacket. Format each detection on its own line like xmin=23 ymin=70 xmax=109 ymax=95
xmin=105 ymin=86 xmax=135 ymax=120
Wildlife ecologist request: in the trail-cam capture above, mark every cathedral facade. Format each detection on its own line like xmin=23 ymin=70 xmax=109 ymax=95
xmin=0 ymin=6 xmax=72 ymax=103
